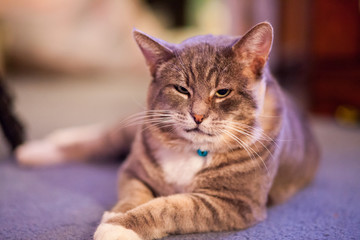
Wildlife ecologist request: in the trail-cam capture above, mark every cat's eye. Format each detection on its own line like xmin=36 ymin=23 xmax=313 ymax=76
xmin=174 ymin=85 xmax=190 ymax=95
xmin=215 ymin=89 xmax=231 ymax=98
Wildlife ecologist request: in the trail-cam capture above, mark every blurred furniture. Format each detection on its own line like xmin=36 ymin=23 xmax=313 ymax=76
xmin=0 ymin=23 xmax=25 ymax=152
xmin=309 ymin=0 xmax=360 ymax=116
xmin=227 ymin=0 xmax=360 ymax=117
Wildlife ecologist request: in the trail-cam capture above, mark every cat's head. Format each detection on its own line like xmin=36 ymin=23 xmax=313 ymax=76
xmin=134 ymin=22 xmax=273 ymax=152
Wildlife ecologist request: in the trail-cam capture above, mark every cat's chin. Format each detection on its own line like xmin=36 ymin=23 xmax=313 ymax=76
xmin=184 ymin=127 xmax=214 ymax=137
xmin=179 ymin=131 xmax=221 ymax=151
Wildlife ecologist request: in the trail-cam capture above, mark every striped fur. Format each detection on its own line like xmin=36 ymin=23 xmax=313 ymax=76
xmin=15 ymin=22 xmax=320 ymax=240
xmin=95 ymin=22 xmax=320 ymax=240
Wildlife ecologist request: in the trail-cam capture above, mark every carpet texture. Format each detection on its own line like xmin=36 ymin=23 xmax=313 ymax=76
xmin=1 ymin=118 xmax=359 ymax=240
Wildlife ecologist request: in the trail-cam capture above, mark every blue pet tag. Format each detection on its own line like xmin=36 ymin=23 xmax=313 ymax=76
xmin=197 ymin=149 xmax=208 ymax=157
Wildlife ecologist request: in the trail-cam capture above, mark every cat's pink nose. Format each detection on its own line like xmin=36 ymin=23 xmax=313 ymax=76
xmin=192 ymin=114 xmax=204 ymax=124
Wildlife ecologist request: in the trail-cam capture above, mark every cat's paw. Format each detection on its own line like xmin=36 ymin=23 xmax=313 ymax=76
xmin=15 ymin=125 xmax=104 ymax=166
xmin=15 ymin=140 xmax=66 ymax=166
xmin=94 ymin=223 xmax=142 ymax=240
xmin=101 ymin=211 xmax=123 ymax=223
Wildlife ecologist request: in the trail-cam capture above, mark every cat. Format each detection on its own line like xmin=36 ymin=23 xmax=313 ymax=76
xmin=15 ymin=22 xmax=320 ymax=240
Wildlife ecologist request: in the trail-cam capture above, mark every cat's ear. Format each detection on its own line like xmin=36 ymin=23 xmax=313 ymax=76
xmin=133 ymin=29 xmax=174 ymax=76
xmin=232 ymin=22 xmax=273 ymax=77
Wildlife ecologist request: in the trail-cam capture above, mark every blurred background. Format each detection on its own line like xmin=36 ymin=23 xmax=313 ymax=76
xmin=0 ymin=0 xmax=360 ymax=157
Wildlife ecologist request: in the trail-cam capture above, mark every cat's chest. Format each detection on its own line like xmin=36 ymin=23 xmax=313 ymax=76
xmin=155 ymin=148 xmax=210 ymax=191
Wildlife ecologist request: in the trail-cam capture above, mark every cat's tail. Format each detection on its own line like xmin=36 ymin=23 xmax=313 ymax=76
xmin=15 ymin=123 xmax=137 ymax=166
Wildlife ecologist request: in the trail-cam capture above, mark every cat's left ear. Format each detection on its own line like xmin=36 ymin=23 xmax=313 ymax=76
xmin=133 ymin=29 xmax=174 ymax=77
xmin=232 ymin=22 xmax=273 ymax=77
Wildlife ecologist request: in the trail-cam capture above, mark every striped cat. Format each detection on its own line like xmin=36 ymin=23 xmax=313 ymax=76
xmin=16 ymin=22 xmax=320 ymax=240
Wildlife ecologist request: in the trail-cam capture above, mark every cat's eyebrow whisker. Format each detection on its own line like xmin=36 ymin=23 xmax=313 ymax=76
xmin=174 ymin=50 xmax=190 ymax=80
xmin=217 ymin=63 xmax=231 ymax=79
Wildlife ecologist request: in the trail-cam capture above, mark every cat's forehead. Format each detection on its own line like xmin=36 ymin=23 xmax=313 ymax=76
xmin=178 ymin=34 xmax=239 ymax=49
xmin=167 ymin=35 xmax=241 ymax=87
xmin=175 ymin=35 xmax=237 ymax=58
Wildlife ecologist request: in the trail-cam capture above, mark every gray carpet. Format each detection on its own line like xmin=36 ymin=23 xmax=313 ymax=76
xmin=1 ymin=118 xmax=359 ymax=240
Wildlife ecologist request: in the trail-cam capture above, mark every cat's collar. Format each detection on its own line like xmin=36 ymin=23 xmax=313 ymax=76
xmin=197 ymin=149 xmax=208 ymax=157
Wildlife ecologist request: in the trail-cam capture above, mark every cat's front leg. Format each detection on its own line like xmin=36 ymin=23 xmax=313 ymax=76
xmin=94 ymin=193 xmax=266 ymax=240
xmin=94 ymin=171 xmax=156 ymax=240
xmin=111 ymin=171 xmax=155 ymax=213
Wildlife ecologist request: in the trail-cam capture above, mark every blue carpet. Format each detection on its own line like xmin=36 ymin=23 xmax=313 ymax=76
xmin=1 ymin=119 xmax=359 ymax=240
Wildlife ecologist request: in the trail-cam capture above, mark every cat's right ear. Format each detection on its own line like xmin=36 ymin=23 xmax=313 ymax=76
xmin=133 ymin=29 xmax=174 ymax=76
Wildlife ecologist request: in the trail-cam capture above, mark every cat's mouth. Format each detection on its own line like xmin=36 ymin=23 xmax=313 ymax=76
xmin=184 ymin=127 xmax=214 ymax=136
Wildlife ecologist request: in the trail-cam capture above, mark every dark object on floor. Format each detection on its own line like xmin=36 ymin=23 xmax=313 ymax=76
xmin=0 ymin=74 xmax=25 ymax=151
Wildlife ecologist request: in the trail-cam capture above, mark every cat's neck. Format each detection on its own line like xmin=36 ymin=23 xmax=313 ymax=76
xmin=256 ymin=70 xmax=285 ymax=137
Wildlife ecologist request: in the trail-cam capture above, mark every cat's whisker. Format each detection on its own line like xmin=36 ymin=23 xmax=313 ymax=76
xmin=225 ymin=123 xmax=278 ymax=165
xmin=217 ymin=130 xmax=239 ymax=154
xmin=138 ymin=115 xmax=177 ymax=130
xmin=113 ymin=110 xmax=176 ymax=130
xmin=132 ymin=119 xmax=174 ymax=127
xmin=226 ymin=121 xmax=281 ymax=148
xmin=140 ymin=122 xmax=176 ymax=134
xmin=221 ymin=129 xmax=263 ymax=172
xmin=225 ymin=125 xmax=270 ymax=143
xmin=226 ymin=126 xmax=280 ymax=162
xmin=257 ymin=114 xmax=281 ymax=118
xmin=212 ymin=119 xmax=271 ymax=144
xmin=220 ymin=129 xmax=261 ymax=170
xmin=221 ymin=129 xmax=269 ymax=176
xmin=114 ymin=112 xmax=168 ymax=125
xmin=119 ymin=117 xmax=173 ymax=130
xmin=211 ymin=120 xmax=281 ymax=166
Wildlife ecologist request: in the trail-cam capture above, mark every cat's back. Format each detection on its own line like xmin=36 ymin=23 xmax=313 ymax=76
xmin=267 ymin=88 xmax=320 ymax=205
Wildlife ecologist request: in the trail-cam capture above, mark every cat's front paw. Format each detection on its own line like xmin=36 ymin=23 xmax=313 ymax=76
xmin=94 ymin=223 xmax=142 ymax=240
xmin=101 ymin=211 xmax=124 ymax=223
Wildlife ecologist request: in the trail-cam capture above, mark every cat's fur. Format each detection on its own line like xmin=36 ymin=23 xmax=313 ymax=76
xmin=16 ymin=22 xmax=320 ymax=240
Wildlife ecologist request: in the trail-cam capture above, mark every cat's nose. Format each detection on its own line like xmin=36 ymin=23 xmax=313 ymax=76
xmin=192 ymin=114 xmax=204 ymax=124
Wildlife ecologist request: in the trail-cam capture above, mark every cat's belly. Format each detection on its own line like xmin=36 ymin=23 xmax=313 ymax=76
xmin=155 ymin=147 xmax=210 ymax=192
